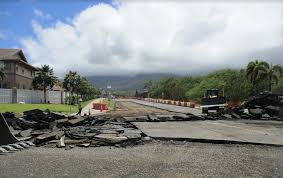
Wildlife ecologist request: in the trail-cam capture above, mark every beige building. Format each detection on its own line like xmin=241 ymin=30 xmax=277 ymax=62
xmin=0 ymin=48 xmax=38 ymax=89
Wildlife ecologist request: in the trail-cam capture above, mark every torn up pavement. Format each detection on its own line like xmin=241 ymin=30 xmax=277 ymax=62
xmin=3 ymin=109 xmax=147 ymax=149
xmin=204 ymin=93 xmax=283 ymax=121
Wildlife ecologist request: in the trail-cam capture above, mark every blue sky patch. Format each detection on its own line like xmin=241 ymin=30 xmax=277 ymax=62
xmin=0 ymin=0 xmax=111 ymax=48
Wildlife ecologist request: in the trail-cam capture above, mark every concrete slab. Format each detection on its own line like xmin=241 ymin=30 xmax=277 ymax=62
xmin=133 ymin=120 xmax=283 ymax=146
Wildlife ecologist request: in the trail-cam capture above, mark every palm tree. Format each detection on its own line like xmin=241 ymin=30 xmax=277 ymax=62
xmin=246 ymin=60 xmax=268 ymax=94
xmin=259 ymin=63 xmax=283 ymax=91
xmin=63 ymin=71 xmax=80 ymax=104
xmin=32 ymin=65 xmax=57 ymax=103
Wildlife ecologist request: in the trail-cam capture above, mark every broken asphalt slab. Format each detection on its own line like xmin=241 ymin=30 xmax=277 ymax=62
xmin=132 ymin=120 xmax=283 ymax=146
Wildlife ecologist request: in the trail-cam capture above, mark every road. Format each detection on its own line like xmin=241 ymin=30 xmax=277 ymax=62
xmin=1 ymin=141 xmax=282 ymax=178
xmin=110 ymin=100 xmax=177 ymax=117
xmin=130 ymin=99 xmax=202 ymax=115
xmin=133 ymin=120 xmax=283 ymax=146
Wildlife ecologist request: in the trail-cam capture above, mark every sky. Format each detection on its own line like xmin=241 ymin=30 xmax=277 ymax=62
xmin=0 ymin=0 xmax=282 ymax=77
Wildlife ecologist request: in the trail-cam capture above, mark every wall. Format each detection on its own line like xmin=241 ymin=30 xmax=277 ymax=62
xmin=15 ymin=63 xmax=33 ymax=79
xmin=0 ymin=89 xmax=13 ymax=103
xmin=0 ymin=88 xmax=68 ymax=104
xmin=15 ymin=75 xmax=33 ymax=89
xmin=0 ymin=73 xmax=16 ymax=88
xmin=0 ymin=61 xmax=34 ymax=89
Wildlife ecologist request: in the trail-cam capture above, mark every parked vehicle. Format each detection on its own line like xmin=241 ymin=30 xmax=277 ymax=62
xmin=201 ymin=89 xmax=226 ymax=113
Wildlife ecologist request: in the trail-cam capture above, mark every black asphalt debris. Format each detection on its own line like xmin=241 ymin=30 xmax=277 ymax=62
xmin=3 ymin=109 xmax=145 ymax=148
xmin=206 ymin=92 xmax=283 ymax=121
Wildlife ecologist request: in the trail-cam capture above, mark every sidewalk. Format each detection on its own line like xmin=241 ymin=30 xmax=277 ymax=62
xmin=80 ymin=98 xmax=108 ymax=116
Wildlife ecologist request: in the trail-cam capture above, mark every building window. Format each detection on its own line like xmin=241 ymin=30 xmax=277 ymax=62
xmin=17 ymin=83 xmax=20 ymax=89
xmin=4 ymin=62 xmax=11 ymax=71
xmin=31 ymin=70 xmax=33 ymax=76
xmin=23 ymin=84 xmax=26 ymax=89
xmin=0 ymin=61 xmax=4 ymax=70
xmin=22 ymin=69 xmax=24 ymax=74
xmin=16 ymin=66 xmax=18 ymax=72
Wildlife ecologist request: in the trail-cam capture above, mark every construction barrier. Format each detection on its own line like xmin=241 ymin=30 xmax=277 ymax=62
xmin=93 ymin=103 xmax=108 ymax=111
xmin=143 ymin=98 xmax=197 ymax=108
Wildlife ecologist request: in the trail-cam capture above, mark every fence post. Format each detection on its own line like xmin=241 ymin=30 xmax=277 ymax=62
xmin=61 ymin=91 xmax=63 ymax=104
xmin=12 ymin=87 xmax=17 ymax=104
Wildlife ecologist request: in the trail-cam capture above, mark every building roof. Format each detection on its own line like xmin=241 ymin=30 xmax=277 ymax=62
xmin=52 ymin=84 xmax=65 ymax=91
xmin=0 ymin=48 xmax=37 ymax=70
xmin=0 ymin=48 xmax=27 ymax=62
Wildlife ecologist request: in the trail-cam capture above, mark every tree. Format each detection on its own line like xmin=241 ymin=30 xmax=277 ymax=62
xmin=272 ymin=77 xmax=283 ymax=94
xmin=76 ymin=77 xmax=88 ymax=97
xmin=259 ymin=63 xmax=283 ymax=91
xmin=63 ymin=71 xmax=80 ymax=104
xmin=246 ymin=60 xmax=269 ymax=94
xmin=143 ymin=80 xmax=153 ymax=91
xmin=32 ymin=65 xmax=57 ymax=103
xmin=186 ymin=69 xmax=252 ymax=102
xmin=76 ymin=77 xmax=100 ymax=100
xmin=0 ymin=66 xmax=5 ymax=81
xmin=149 ymin=77 xmax=185 ymax=100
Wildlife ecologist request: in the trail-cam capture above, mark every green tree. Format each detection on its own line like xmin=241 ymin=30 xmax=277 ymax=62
xmin=32 ymin=65 xmax=57 ymax=103
xmin=143 ymin=80 xmax=153 ymax=91
xmin=0 ymin=66 xmax=5 ymax=81
xmin=259 ymin=63 xmax=283 ymax=91
xmin=186 ymin=69 xmax=251 ymax=102
xmin=272 ymin=77 xmax=283 ymax=94
xmin=76 ymin=77 xmax=88 ymax=97
xmin=76 ymin=77 xmax=100 ymax=100
xmin=246 ymin=60 xmax=269 ymax=94
xmin=63 ymin=71 xmax=81 ymax=104
xmin=149 ymin=77 xmax=185 ymax=100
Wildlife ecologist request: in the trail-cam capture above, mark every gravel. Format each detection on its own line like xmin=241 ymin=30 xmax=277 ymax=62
xmin=1 ymin=141 xmax=283 ymax=178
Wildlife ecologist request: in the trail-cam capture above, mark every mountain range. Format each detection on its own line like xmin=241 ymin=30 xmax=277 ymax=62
xmin=86 ymin=73 xmax=181 ymax=91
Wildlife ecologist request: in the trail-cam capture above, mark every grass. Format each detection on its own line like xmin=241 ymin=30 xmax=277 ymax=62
xmin=81 ymin=99 xmax=94 ymax=108
xmin=0 ymin=103 xmax=78 ymax=114
xmin=0 ymin=98 xmax=103 ymax=114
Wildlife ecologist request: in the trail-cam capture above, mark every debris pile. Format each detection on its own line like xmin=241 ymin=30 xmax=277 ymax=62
xmin=206 ymin=93 xmax=283 ymax=121
xmin=3 ymin=109 xmax=145 ymax=149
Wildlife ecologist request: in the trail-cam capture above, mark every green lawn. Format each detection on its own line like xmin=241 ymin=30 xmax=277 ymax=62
xmin=0 ymin=103 xmax=78 ymax=114
xmin=81 ymin=100 xmax=94 ymax=108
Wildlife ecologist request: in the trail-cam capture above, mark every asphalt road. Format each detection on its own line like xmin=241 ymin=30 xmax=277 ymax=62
xmin=1 ymin=141 xmax=282 ymax=178
xmin=130 ymin=99 xmax=202 ymax=115
xmin=133 ymin=120 xmax=283 ymax=146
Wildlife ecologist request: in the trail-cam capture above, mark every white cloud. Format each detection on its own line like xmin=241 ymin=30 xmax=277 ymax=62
xmin=33 ymin=8 xmax=52 ymax=20
xmin=22 ymin=1 xmax=283 ymax=77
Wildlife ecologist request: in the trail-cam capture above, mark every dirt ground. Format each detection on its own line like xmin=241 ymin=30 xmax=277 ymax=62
xmin=110 ymin=100 xmax=177 ymax=117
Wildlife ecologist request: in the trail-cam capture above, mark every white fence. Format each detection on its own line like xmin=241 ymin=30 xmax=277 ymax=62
xmin=0 ymin=89 xmax=13 ymax=103
xmin=0 ymin=88 xmax=68 ymax=104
